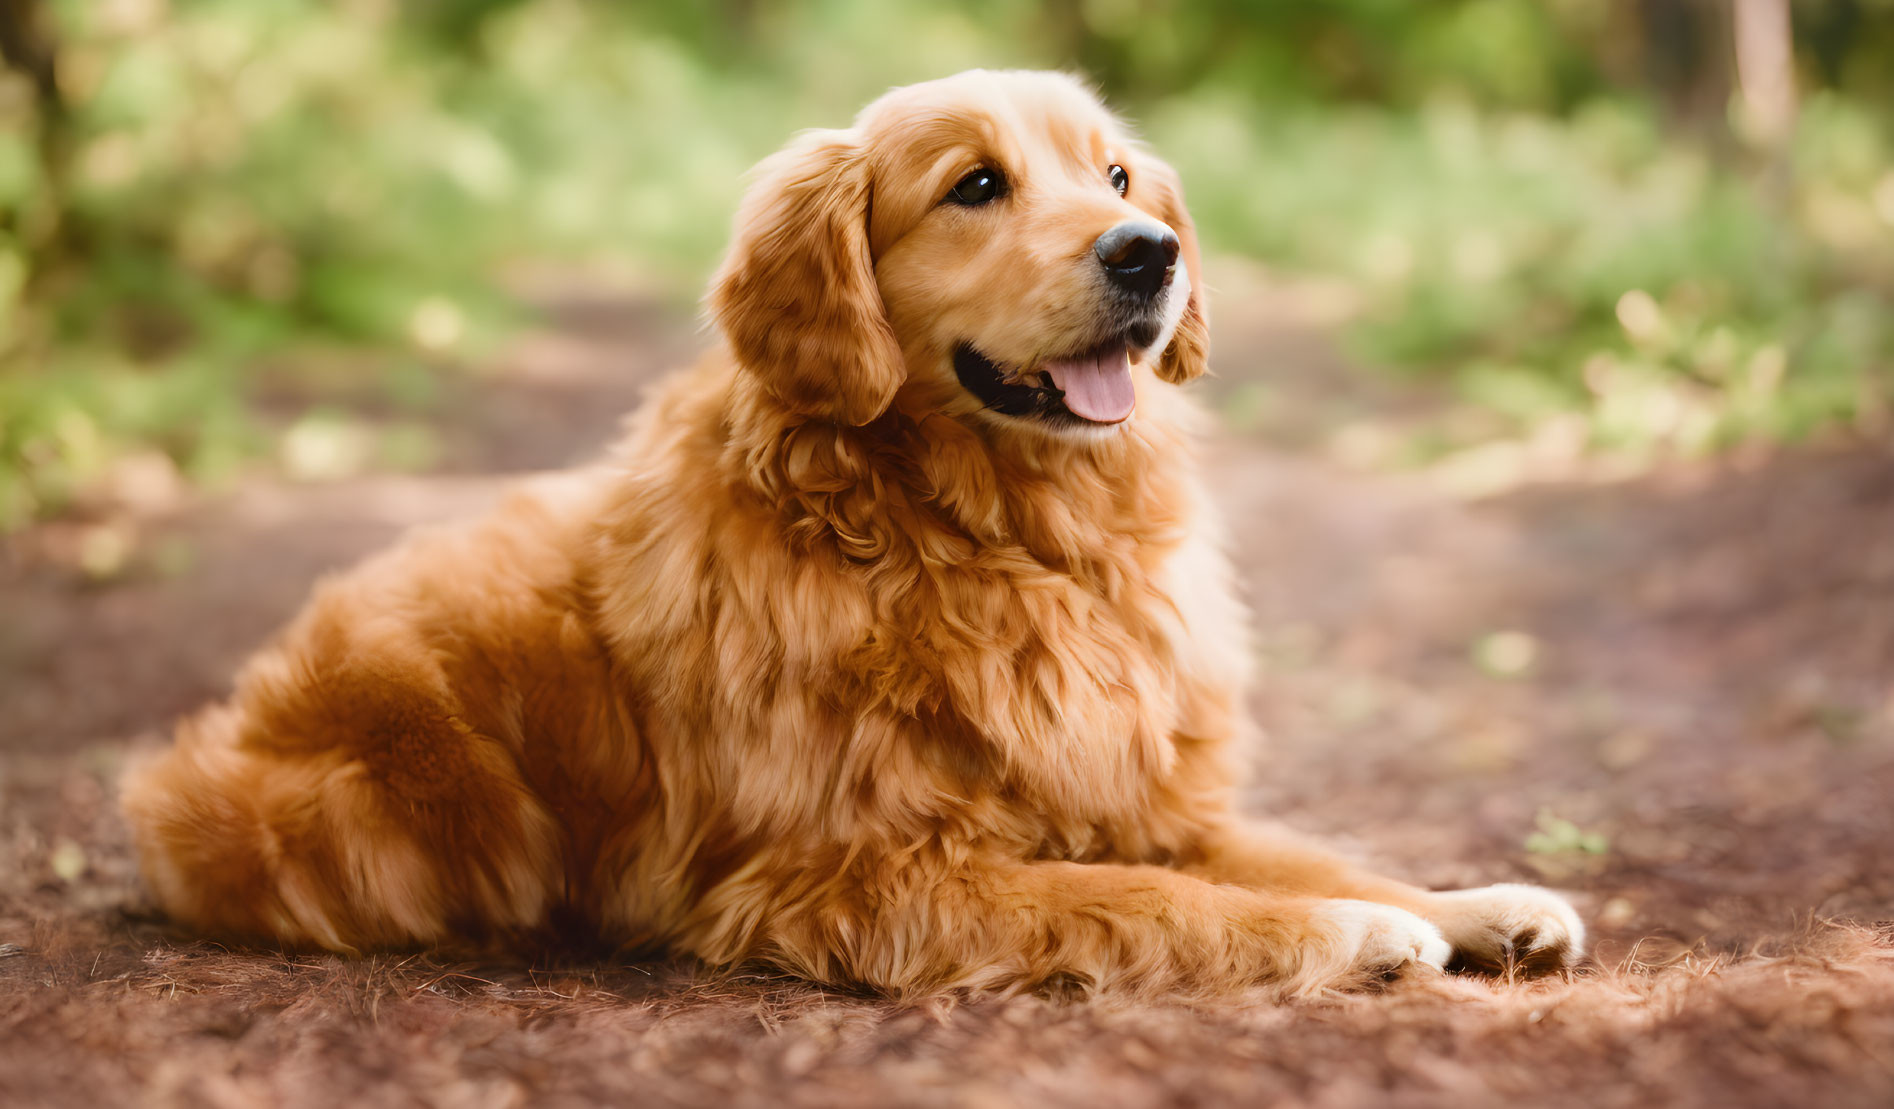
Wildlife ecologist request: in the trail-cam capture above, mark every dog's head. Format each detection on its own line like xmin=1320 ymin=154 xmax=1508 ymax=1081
xmin=710 ymin=70 xmax=1208 ymax=436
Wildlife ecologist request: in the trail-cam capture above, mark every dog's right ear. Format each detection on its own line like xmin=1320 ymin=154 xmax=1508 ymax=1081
xmin=709 ymin=130 xmax=905 ymax=426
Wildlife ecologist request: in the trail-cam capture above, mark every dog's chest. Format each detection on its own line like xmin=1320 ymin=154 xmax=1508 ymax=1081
xmin=864 ymin=536 xmax=1226 ymax=821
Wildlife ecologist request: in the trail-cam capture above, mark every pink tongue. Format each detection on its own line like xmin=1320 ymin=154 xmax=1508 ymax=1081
xmin=1043 ymin=347 xmax=1134 ymax=423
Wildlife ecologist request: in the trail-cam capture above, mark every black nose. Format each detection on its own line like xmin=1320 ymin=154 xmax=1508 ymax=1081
xmin=1094 ymin=221 xmax=1180 ymax=299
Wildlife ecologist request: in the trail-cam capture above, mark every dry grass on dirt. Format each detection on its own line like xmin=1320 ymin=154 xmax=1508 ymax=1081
xmin=4 ymin=916 xmax=1892 ymax=1108
xmin=3 ymin=274 xmax=1893 ymax=1107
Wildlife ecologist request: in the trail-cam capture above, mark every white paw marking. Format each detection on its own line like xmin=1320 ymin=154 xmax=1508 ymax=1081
xmin=1317 ymin=899 xmax=1452 ymax=976
xmin=1426 ymin=883 xmax=1585 ymax=971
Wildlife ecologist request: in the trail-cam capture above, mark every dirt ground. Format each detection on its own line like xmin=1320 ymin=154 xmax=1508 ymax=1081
xmin=3 ymin=272 xmax=1892 ymax=1107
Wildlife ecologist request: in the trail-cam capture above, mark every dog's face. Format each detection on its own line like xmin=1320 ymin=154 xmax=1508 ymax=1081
xmin=710 ymin=70 xmax=1208 ymax=438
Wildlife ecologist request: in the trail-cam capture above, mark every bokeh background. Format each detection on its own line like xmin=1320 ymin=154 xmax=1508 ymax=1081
xmin=4 ymin=4 xmax=1894 ymax=1106
xmin=2 ymin=0 xmax=1892 ymax=525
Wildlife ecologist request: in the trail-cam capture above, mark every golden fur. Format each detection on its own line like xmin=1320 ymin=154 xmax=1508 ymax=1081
xmin=121 ymin=71 xmax=1582 ymax=998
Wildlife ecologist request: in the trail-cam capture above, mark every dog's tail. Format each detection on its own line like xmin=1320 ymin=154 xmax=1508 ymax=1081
xmin=120 ymin=699 xmax=550 ymax=953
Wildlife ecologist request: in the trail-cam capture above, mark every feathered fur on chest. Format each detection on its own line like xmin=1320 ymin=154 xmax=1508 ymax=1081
xmin=591 ymin=371 xmax=1234 ymax=843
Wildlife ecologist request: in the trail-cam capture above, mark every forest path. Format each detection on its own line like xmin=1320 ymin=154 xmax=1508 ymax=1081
xmin=3 ymin=268 xmax=1891 ymax=1107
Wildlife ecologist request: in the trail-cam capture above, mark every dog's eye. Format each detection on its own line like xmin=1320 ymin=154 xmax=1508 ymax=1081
xmin=947 ymin=168 xmax=1005 ymax=206
xmin=1108 ymin=164 xmax=1129 ymax=196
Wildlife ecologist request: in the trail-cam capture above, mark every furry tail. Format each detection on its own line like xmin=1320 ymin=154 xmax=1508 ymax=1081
xmin=120 ymin=704 xmax=462 ymax=953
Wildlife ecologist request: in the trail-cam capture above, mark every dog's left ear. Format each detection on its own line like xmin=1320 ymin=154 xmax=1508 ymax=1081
xmin=1137 ymin=155 xmax=1210 ymax=384
xmin=709 ymin=129 xmax=904 ymax=426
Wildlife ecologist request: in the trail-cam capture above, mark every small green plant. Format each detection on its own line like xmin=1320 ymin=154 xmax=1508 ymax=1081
xmin=1524 ymin=807 xmax=1609 ymax=856
xmin=1472 ymin=629 xmax=1540 ymax=678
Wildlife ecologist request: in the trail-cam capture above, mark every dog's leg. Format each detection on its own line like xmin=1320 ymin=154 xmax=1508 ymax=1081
xmin=754 ymin=858 xmax=1451 ymax=999
xmin=1182 ymin=821 xmax=1584 ymax=973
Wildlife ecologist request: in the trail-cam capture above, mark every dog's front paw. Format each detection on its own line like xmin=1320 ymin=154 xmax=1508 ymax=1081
xmin=1424 ymin=883 xmax=1585 ymax=974
xmin=1306 ymin=899 xmax=1451 ymax=987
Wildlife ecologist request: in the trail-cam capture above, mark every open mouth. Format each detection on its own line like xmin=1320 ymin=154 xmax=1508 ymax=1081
xmin=952 ymin=341 xmax=1136 ymax=425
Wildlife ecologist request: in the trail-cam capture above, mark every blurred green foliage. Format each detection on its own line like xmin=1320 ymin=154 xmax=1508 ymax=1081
xmin=2 ymin=0 xmax=1892 ymax=527
xmin=1165 ymin=93 xmax=1894 ymax=457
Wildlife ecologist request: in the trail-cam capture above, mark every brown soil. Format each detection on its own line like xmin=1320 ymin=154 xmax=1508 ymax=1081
xmin=4 ymin=274 xmax=1892 ymax=1107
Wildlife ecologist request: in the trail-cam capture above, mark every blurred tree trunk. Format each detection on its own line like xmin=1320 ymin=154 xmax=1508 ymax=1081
xmin=1041 ymin=0 xmax=1099 ymax=82
xmin=1732 ymin=0 xmax=1797 ymax=146
xmin=0 ymin=0 xmax=59 ymax=113
xmin=716 ymin=0 xmax=758 ymax=48
xmin=1635 ymin=0 xmax=1735 ymax=133
xmin=1797 ymin=0 xmax=1866 ymax=89
xmin=0 ymin=0 xmax=76 ymax=274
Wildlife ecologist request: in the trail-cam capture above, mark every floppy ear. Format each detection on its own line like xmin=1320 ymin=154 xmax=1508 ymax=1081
xmin=1138 ymin=155 xmax=1210 ymax=384
xmin=709 ymin=129 xmax=904 ymax=426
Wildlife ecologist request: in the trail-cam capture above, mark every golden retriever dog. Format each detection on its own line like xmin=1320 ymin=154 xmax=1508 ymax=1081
xmin=122 ymin=70 xmax=1583 ymax=998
